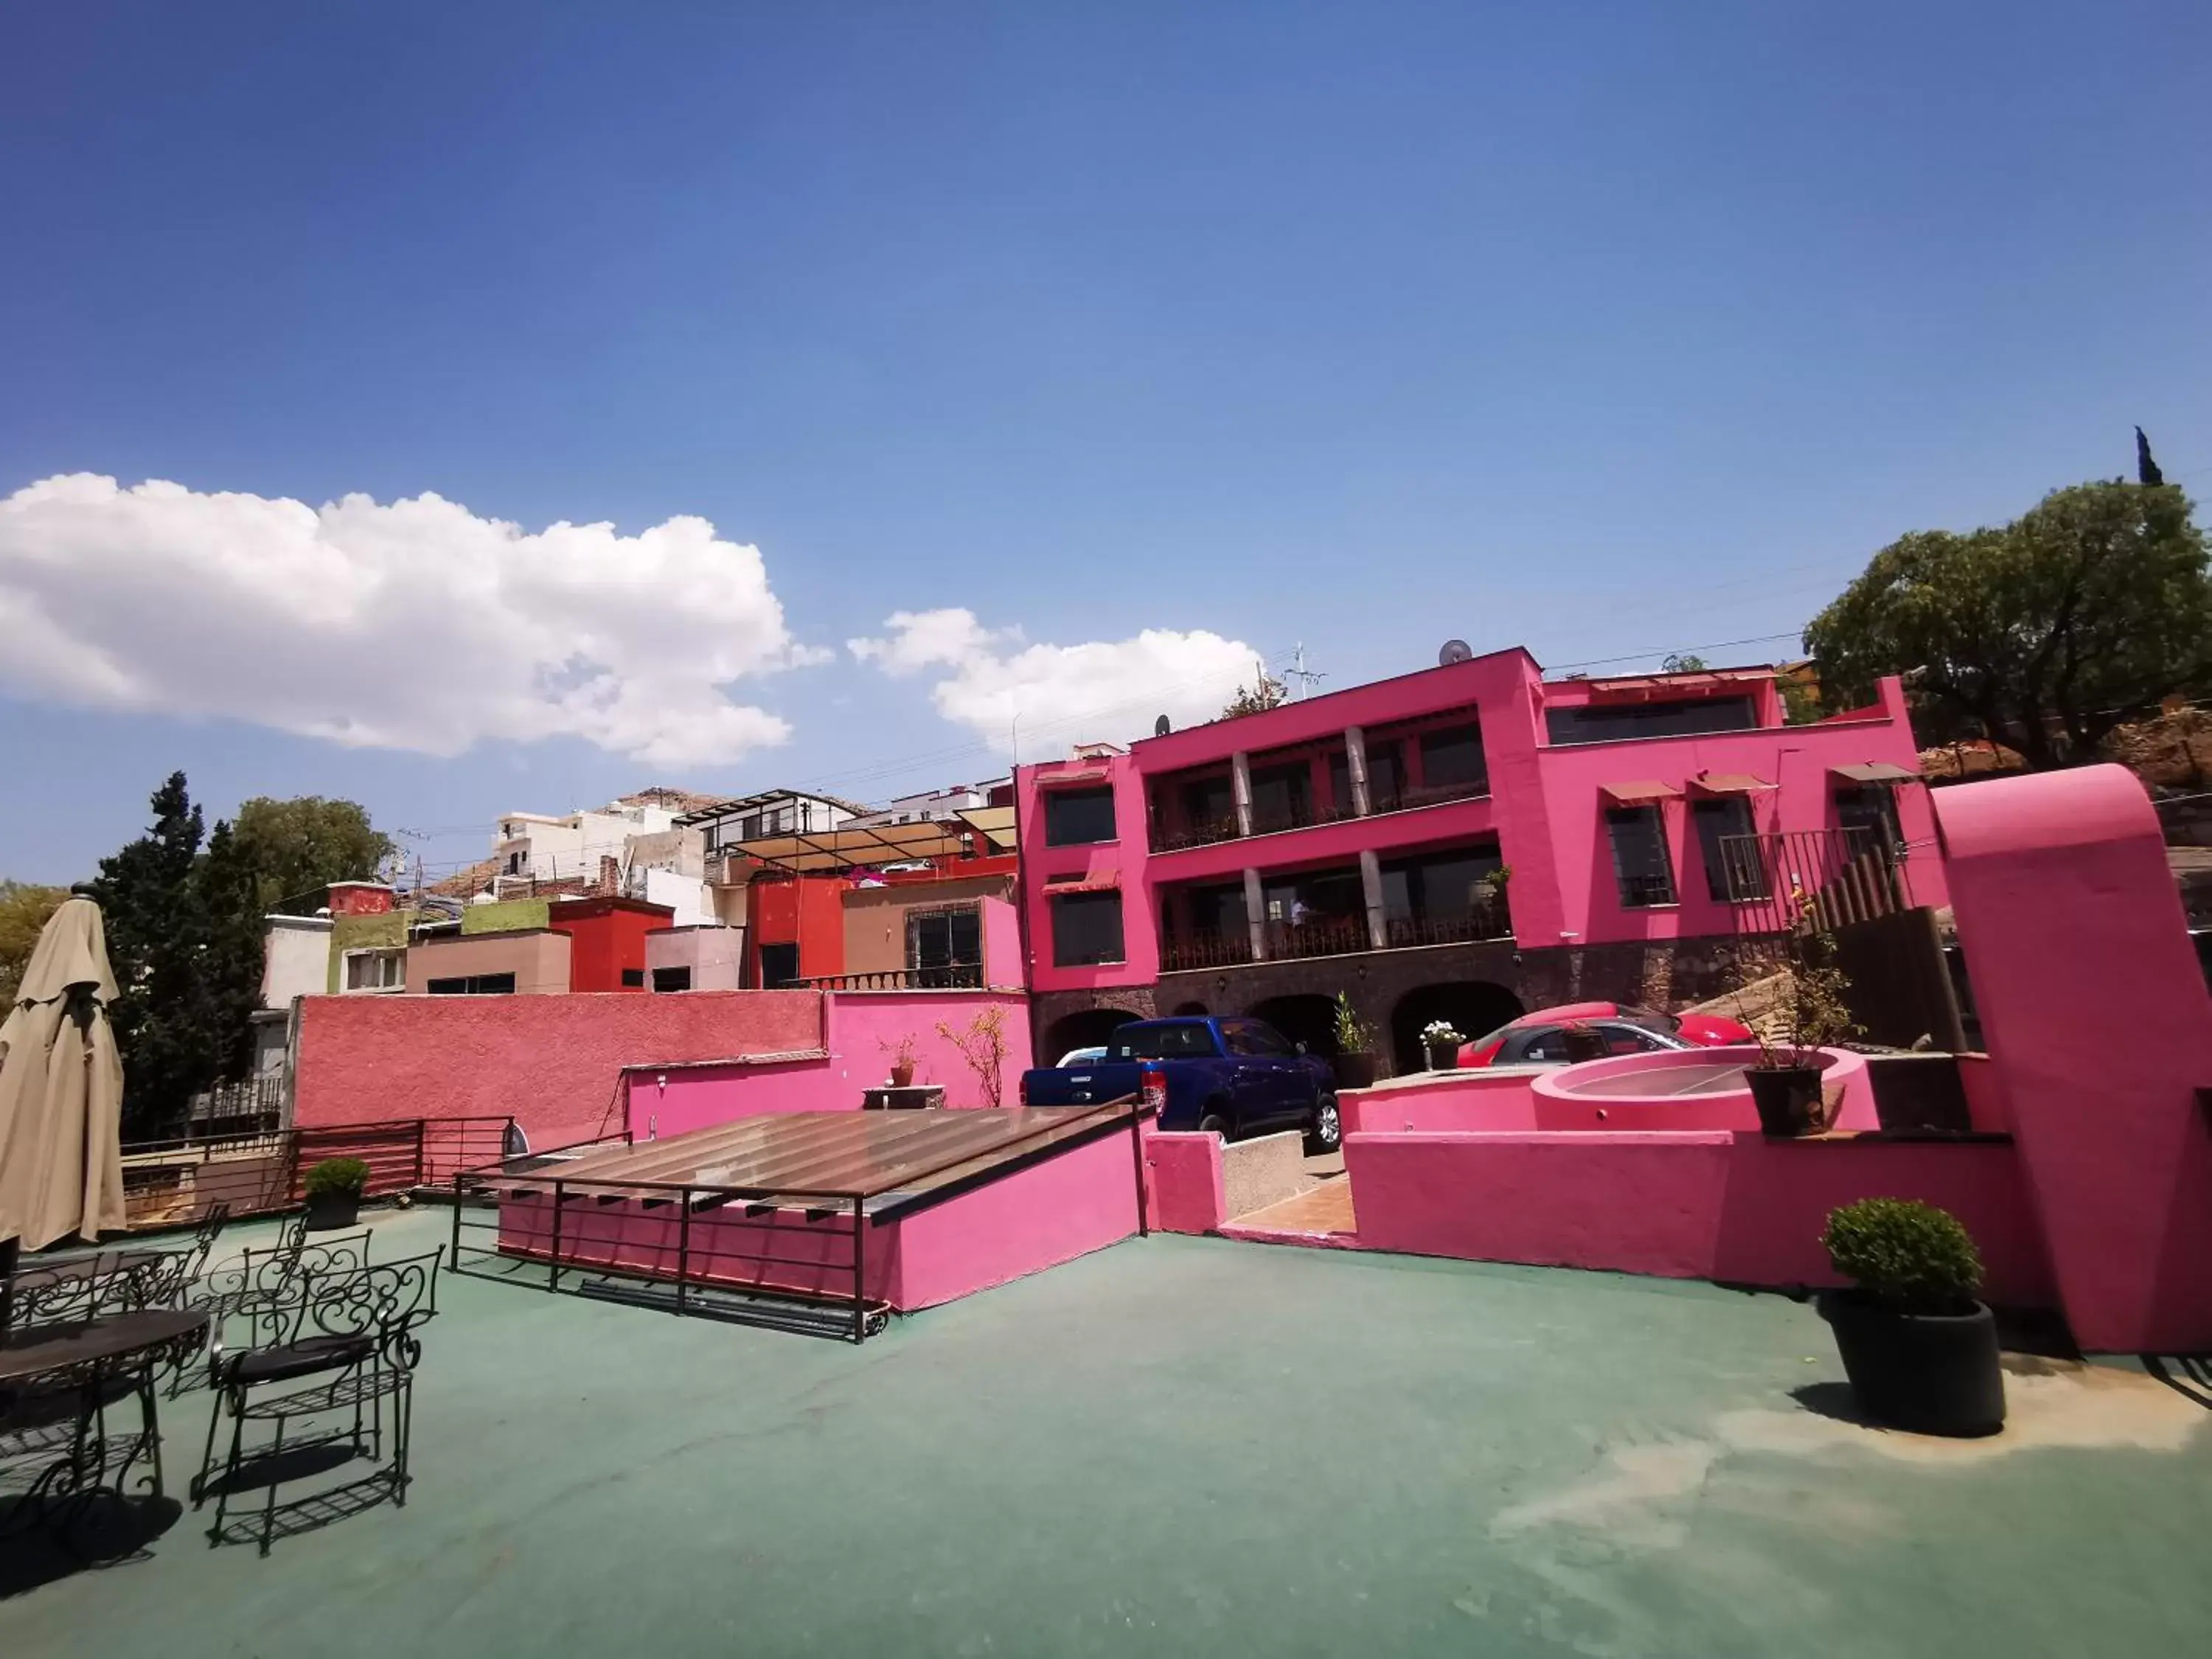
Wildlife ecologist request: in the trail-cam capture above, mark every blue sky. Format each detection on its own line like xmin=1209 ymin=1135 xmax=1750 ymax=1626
xmin=3 ymin=1 xmax=2207 ymax=885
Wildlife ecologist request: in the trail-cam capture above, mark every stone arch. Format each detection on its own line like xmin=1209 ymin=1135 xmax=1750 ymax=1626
xmin=1390 ymin=981 xmax=1524 ymax=1074
xmin=1042 ymin=1006 xmax=1140 ymax=1063
xmin=1246 ymin=993 xmax=1343 ymax=1059
xmin=1169 ymin=999 xmax=1210 ymax=1017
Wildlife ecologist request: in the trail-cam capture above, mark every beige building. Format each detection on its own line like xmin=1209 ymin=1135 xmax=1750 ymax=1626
xmin=405 ymin=929 xmax=571 ymax=995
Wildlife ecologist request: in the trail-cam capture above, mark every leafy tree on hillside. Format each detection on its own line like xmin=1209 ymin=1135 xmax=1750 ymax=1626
xmin=1221 ymin=661 xmax=1289 ymax=719
xmin=233 ymin=795 xmax=396 ymax=912
xmin=1804 ymin=481 xmax=2211 ymax=768
xmin=0 ymin=880 xmax=69 ymax=1005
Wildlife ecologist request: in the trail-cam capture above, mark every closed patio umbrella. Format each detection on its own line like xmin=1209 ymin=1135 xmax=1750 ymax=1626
xmin=0 ymin=893 xmax=128 ymax=1260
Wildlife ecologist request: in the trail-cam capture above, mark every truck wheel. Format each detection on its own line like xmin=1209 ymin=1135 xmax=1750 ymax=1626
xmin=1197 ymin=1109 xmax=1232 ymax=1141
xmin=1305 ymin=1093 xmax=1342 ymax=1155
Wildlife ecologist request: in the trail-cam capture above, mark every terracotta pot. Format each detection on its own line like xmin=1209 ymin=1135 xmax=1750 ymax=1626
xmin=890 ymin=1060 xmax=916 ymax=1088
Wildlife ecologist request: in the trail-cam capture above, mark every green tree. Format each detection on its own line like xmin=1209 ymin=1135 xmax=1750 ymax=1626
xmin=1804 ymin=481 xmax=2212 ymax=768
xmin=1221 ymin=661 xmax=1288 ymax=719
xmin=232 ymin=795 xmax=395 ymax=912
xmin=1661 ymin=653 xmax=1708 ymax=672
xmin=91 ymin=773 xmax=265 ymax=1135
xmin=0 ymin=880 xmax=69 ymax=1005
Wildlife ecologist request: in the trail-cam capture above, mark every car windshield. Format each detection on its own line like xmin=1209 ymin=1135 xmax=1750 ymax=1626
xmin=1106 ymin=1023 xmax=1217 ymax=1060
xmin=1466 ymin=1020 xmax=1520 ymax=1051
xmin=1618 ymin=1006 xmax=1683 ymax=1034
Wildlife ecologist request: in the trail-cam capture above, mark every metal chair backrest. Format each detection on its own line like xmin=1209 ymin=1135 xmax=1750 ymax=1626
xmin=251 ymin=1251 xmax=440 ymax=1366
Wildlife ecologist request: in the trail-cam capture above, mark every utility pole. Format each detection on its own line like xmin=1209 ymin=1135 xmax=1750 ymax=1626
xmin=1287 ymin=643 xmax=1326 ymax=701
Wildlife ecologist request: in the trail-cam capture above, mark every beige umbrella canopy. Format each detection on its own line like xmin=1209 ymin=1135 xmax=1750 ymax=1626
xmin=0 ymin=894 xmax=128 ymax=1252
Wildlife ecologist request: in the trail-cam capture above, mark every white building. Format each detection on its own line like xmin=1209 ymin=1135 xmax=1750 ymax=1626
xmin=844 ymin=778 xmax=1010 ymax=829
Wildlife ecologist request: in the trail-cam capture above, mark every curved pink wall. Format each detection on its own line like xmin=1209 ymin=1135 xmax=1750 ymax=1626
xmin=1528 ymin=1045 xmax=1876 ymax=1132
xmin=1935 ymin=765 xmax=2212 ymax=1352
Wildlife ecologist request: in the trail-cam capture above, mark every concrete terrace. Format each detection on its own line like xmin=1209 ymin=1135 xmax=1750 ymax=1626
xmin=7 ymin=1207 xmax=2211 ymax=1657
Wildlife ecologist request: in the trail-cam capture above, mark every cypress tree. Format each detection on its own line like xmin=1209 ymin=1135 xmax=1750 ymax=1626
xmin=2137 ymin=425 xmax=2166 ymax=487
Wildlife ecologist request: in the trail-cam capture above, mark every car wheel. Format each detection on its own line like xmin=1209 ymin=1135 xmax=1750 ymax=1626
xmin=1305 ymin=1092 xmax=1341 ymax=1155
xmin=1197 ymin=1108 xmax=1232 ymax=1140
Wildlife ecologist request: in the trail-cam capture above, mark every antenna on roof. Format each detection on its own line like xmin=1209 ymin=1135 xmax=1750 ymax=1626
xmin=1439 ymin=639 xmax=1473 ymax=666
xmin=1286 ymin=642 xmax=1326 ymax=700
xmin=1155 ymin=714 xmax=1172 ymax=737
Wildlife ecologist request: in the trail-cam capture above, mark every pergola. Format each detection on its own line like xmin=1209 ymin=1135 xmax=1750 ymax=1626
xmin=727 ymin=807 xmax=1017 ymax=876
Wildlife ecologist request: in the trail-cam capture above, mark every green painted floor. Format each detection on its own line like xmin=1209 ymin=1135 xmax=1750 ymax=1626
xmin=6 ymin=1207 xmax=2210 ymax=1657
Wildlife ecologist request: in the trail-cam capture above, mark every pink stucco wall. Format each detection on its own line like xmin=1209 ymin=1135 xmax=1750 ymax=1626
xmin=293 ymin=990 xmax=826 ymax=1147
xmin=625 ymin=990 xmax=1034 ymax=1138
xmin=1340 ymin=1072 xmax=1540 ymax=1135
xmin=497 ymin=1122 xmax=1140 ymax=1312
xmin=1934 ymin=765 xmax=2212 ymax=1352
xmin=1140 ymin=1127 xmax=1228 ymax=1233
xmin=1343 ymin=1130 xmax=2054 ymax=1304
xmin=1527 ymin=1045 xmax=1877 ymax=1132
xmin=1015 ymin=650 xmax=1938 ymax=995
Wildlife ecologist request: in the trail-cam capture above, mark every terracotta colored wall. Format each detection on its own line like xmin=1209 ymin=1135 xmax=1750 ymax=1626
xmin=293 ymin=989 xmax=827 ymax=1147
xmin=841 ymin=877 xmax=1014 ymax=976
xmin=626 ymin=990 xmax=1034 ymax=1136
xmin=1934 ymin=765 xmax=2212 ymax=1352
xmin=405 ymin=931 xmax=571 ymax=995
xmin=1343 ymin=1130 xmax=2054 ymax=1305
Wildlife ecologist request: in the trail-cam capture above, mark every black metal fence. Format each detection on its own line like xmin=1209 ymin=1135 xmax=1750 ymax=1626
xmin=1717 ymin=827 xmax=1902 ymax=939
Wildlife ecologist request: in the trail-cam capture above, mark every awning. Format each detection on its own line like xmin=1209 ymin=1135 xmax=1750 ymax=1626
xmin=1044 ymin=872 xmax=1119 ymax=894
xmin=1599 ymin=780 xmax=1685 ymax=806
xmin=733 ymin=815 xmax=1014 ymax=875
xmin=1690 ymin=771 xmax=1777 ymax=795
xmin=1041 ymin=770 xmax=1113 ymax=787
xmin=1830 ymin=762 xmax=1920 ymax=785
xmin=953 ymin=804 xmax=1018 ymax=854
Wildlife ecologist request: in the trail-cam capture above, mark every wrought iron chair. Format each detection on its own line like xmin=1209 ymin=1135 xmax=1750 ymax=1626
xmin=192 ymin=1250 xmax=439 ymax=1555
xmin=175 ymin=1221 xmax=374 ymax=1397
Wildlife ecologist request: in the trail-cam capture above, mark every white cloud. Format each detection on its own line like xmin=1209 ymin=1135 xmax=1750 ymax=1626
xmin=849 ymin=607 xmax=1265 ymax=753
xmin=0 ymin=474 xmax=830 ymax=767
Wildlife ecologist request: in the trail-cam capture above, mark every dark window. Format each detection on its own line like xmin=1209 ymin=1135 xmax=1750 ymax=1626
xmin=1224 ymin=1020 xmax=1291 ymax=1056
xmin=758 ymin=942 xmax=800 ymax=988
xmin=1380 ymin=846 xmax=1503 ymax=924
xmin=1693 ymin=796 xmax=1768 ymax=901
xmin=651 ymin=965 xmax=692 ymax=992
xmin=621 ymin=967 xmax=646 ymax=987
xmin=425 ymin=973 xmax=516 ymax=995
xmin=1606 ymin=806 xmax=1677 ymax=907
xmin=1051 ymin=889 xmax=1125 ymax=966
xmin=1106 ymin=1022 xmax=1217 ymax=1060
xmin=1366 ymin=741 xmax=1405 ymax=810
xmin=1519 ymin=1029 xmax=1567 ymax=1062
xmin=1547 ymin=696 xmax=1758 ymax=745
xmin=1600 ymin=1023 xmax=1669 ymax=1055
xmin=1248 ymin=761 xmax=1312 ymax=832
xmin=1416 ymin=722 xmax=1487 ymax=791
xmin=908 ymin=906 xmax=983 ymax=985
xmin=1835 ymin=785 xmax=1902 ymax=855
xmin=1044 ymin=785 xmax=1119 ymax=846
xmin=1175 ymin=775 xmax=1235 ymax=838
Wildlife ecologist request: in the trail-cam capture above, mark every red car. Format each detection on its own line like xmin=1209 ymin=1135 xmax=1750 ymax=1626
xmin=1455 ymin=1001 xmax=1754 ymax=1068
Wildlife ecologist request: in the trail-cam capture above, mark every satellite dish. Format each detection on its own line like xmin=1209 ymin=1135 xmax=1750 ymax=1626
xmin=1439 ymin=639 xmax=1473 ymax=666
xmin=1154 ymin=714 xmax=1172 ymax=737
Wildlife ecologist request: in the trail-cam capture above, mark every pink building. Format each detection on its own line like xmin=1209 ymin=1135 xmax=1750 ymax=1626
xmin=1014 ymin=650 xmax=1941 ymax=1071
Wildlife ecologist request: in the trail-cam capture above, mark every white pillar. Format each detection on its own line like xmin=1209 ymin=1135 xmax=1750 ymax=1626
xmin=1242 ymin=866 xmax=1267 ymax=961
xmin=1231 ymin=751 xmax=1254 ymax=838
xmin=1359 ymin=849 xmax=1387 ymax=951
xmin=1344 ymin=726 xmax=1371 ymax=816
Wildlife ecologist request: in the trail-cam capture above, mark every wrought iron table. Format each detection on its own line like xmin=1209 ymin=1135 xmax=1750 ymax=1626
xmin=0 ymin=1307 xmax=210 ymax=1540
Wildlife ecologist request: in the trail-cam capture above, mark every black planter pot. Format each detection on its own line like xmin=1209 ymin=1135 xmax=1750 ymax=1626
xmin=1747 ymin=1065 xmax=1832 ymax=1136
xmin=303 ymin=1189 xmax=361 ymax=1232
xmin=1334 ymin=1051 xmax=1380 ymax=1090
xmin=1424 ymin=1040 xmax=1458 ymax=1071
xmin=1819 ymin=1290 xmax=2006 ymax=1436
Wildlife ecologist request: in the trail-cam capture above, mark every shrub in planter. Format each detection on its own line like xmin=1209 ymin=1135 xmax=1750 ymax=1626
xmin=1818 ymin=1197 xmax=2006 ymax=1436
xmin=1332 ymin=992 xmax=1379 ymax=1088
xmin=879 ymin=1031 xmax=921 ymax=1088
xmin=302 ymin=1156 xmax=369 ymax=1231
xmin=1736 ymin=936 xmax=1860 ymax=1135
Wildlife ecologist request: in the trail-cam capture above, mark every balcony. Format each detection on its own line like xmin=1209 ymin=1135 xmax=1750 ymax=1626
xmin=1147 ymin=777 xmax=1489 ymax=855
xmin=793 ymin=964 xmax=985 ymax=992
xmin=1157 ymin=897 xmax=1512 ymax=973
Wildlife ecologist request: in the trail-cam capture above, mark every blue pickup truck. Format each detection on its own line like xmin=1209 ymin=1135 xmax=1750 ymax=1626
xmin=1018 ymin=1016 xmax=1341 ymax=1153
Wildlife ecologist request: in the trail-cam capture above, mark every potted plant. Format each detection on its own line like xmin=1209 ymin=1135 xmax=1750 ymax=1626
xmin=302 ymin=1156 xmax=369 ymax=1231
xmin=1818 ymin=1198 xmax=2006 ymax=1436
xmin=1332 ymin=992 xmax=1379 ymax=1089
xmin=1420 ymin=1020 xmax=1463 ymax=1071
xmin=1738 ymin=939 xmax=1859 ymax=1136
xmin=1559 ymin=1020 xmax=1609 ymax=1064
xmin=879 ymin=1032 xmax=920 ymax=1088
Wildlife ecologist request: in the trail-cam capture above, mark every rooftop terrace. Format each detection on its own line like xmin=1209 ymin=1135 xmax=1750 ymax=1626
xmin=8 ymin=1206 xmax=2210 ymax=1655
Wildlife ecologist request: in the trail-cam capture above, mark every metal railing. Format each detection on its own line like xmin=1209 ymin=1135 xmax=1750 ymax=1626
xmin=1720 ymin=828 xmax=1902 ymax=938
xmin=444 ymin=1100 xmax=1151 ymax=1343
xmin=1159 ymin=899 xmax=1512 ymax=973
xmin=1158 ymin=929 xmax=1256 ymax=973
xmin=793 ymin=965 xmax=985 ymax=992
xmin=1147 ymin=776 xmax=1490 ymax=852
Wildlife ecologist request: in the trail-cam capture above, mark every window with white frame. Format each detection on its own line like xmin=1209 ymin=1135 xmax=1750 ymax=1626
xmin=343 ymin=947 xmax=405 ymax=992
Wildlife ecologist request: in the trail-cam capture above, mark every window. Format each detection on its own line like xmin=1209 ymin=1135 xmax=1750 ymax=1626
xmin=1051 ymin=889 xmax=1125 ymax=966
xmin=1248 ymin=761 xmax=1312 ymax=832
xmin=1606 ymin=805 xmax=1676 ymax=907
xmin=1106 ymin=1022 xmax=1217 ymax=1060
xmin=1416 ymin=722 xmax=1487 ymax=792
xmin=1601 ymin=1023 xmax=1669 ymax=1055
xmin=908 ymin=906 xmax=983 ymax=986
xmin=1224 ymin=1020 xmax=1291 ymax=1056
xmin=621 ymin=967 xmax=646 ymax=987
xmin=342 ymin=948 xmax=404 ymax=992
xmin=758 ymin=942 xmax=800 ymax=988
xmin=425 ymin=973 xmax=517 ymax=995
xmin=1547 ymin=696 xmax=1758 ymax=746
xmin=1366 ymin=741 xmax=1405 ymax=811
xmin=651 ymin=965 xmax=692 ymax=992
xmin=505 ymin=852 xmax=521 ymax=874
xmin=740 ymin=813 xmax=763 ymax=841
xmin=1044 ymin=785 xmax=1119 ymax=846
xmin=1379 ymin=846 xmax=1502 ymax=925
xmin=1171 ymin=775 xmax=1235 ymax=840
xmin=1835 ymin=785 xmax=1902 ymax=855
xmin=1693 ymin=796 xmax=1768 ymax=901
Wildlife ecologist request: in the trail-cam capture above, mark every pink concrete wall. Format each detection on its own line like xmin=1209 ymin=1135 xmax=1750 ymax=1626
xmin=625 ymin=990 xmax=1034 ymax=1138
xmin=497 ymin=1124 xmax=1140 ymax=1312
xmin=1140 ymin=1127 xmax=1228 ymax=1233
xmin=1527 ymin=1045 xmax=1877 ymax=1132
xmin=1015 ymin=751 xmax=1157 ymax=992
xmin=294 ymin=990 xmax=828 ymax=1146
xmin=1343 ymin=1130 xmax=2054 ymax=1305
xmin=1934 ymin=765 xmax=2212 ymax=1352
xmin=981 ymin=894 xmax=1023 ymax=987
xmin=1340 ymin=1072 xmax=1540 ymax=1135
